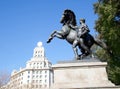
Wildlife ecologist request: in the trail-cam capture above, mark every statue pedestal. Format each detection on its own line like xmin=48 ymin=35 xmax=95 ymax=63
xmin=51 ymin=59 xmax=117 ymax=89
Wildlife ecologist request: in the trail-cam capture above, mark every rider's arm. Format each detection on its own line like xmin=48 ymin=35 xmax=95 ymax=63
xmin=81 ymin=25 xmax=90 ymax=36
xmin=81 ymin=29 xmax=89 ymax=35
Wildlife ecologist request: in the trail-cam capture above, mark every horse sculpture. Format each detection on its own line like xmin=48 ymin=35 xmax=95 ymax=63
xmin=47 ymin=9 xmax=109 ymax=60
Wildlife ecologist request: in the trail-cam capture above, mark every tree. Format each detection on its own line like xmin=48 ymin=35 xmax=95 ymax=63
xmin=93 ymin=0 xmax=120 ymax=85
xmin=0 ymin=71 xmax=10 ymax=88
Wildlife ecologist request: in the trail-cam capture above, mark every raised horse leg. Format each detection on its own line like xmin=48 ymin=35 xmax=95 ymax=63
xmin=47 ymin=30 xmax=64 ymax=43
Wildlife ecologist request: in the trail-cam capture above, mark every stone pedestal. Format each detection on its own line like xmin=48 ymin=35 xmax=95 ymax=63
xmin=51 ymin=59 xmax=118 ymax=89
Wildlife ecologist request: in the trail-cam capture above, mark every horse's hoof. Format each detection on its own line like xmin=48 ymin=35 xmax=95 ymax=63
xmin=47 ymin=40 xmax=50 ymax=43
xmin=47 ymin=37 xmax=53 ymax=43
xmin=80 ymin=54 xmax=86 ymax=60
xmin=75 ymin=57 xmax=80 ymax=60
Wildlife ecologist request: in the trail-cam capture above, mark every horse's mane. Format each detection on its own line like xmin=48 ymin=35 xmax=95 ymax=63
xmin=63 ymin=9 xmax=77 ymax=26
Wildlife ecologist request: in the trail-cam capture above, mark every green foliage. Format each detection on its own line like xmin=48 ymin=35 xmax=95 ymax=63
xmin=95 ymin=48 xmax=109 ymax=61
xmin=93 ymin=0 xmax=120 ymax=85
xmin=107 ymin=59 xmax=120 ymax=85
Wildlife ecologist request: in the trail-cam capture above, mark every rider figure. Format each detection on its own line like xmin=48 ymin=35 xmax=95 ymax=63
xmin=69 ymin=18 xmax=91 ymax=56
xmin=78 ymin=18 xmax=90 ymax=39
xmin=70 ymin=18 xmax=90 ymax=39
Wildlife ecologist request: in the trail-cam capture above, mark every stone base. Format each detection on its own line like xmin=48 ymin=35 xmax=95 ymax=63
xmin=51 ymin=59 xmax=118 ymax=89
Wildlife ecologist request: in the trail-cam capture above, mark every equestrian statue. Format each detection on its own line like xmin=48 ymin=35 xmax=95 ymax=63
xmin=47 ymin=9 xmax=111 ymax=60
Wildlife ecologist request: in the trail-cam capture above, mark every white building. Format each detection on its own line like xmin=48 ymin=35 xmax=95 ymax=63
xmin=5 ymin=42 xmax=53 ymax=89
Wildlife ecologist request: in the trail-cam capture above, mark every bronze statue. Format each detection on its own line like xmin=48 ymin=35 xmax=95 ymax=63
xmin=69 ymin=18 xmax=92 ymax=57
xmin=47 ymin=9 xmax=110 ymax=60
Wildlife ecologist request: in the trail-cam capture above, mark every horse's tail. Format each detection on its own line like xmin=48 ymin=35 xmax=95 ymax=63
xmin=94 ymin=38 xmax=114 ymax=56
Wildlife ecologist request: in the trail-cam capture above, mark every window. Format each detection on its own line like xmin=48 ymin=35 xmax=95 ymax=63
xmin=32 ymin=80 xmax=35 ymax=83
xmin=32 ymin=85 xmax=34 ymax=88
xmin=45 ymin=75 xmax=47 ymax=78
xmin=40 ymin=71 xmax=42 ymax=74
xmin=33 ymin=70 xmax=35 ymax=73
xmin=45 ymin=79 xmax=47 ymax=82
xmin=27 ymin=80 xmax=29 ymax=83
xmin=36 ymin=75 xmax=38 ymax=78
xmin=45 ymin=85 xmax=47 ymax=87
xmin=39 ymin=85 xmax=42 ymax=88
xmin=27 ymin=85 xmax=29 ymax=88
xmin=40 ymin=80 xmax=42 ymax=83
xmin=45 ymin=71 xmax=47 ymax=73
xmin=36 ymin=85 xmax=38 ymax=88
xmin=19 ymin=74 xmax=21 ymax=77
xmin=40 ymin=75 xmax=42 ymax=78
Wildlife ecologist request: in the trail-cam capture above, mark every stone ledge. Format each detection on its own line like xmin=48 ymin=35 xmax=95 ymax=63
xmin=52 ymin=61 xmax=107 ymax=69
xmin=52 ymin=60 xmax=115 ymax=89
xmin=57 ymin=86 xmax=120 ymax=89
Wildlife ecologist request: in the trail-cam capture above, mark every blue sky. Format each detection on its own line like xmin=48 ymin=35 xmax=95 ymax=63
xmin=0 ymin=0 xmax=98 ymax=73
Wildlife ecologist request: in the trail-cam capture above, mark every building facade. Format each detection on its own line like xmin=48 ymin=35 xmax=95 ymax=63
xmin=3 ymin=42 xmax=53 ymax=89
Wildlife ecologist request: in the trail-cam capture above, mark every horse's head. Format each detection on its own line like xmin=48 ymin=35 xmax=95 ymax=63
xmin=60 ymin=9 xmax=77 ymax=26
